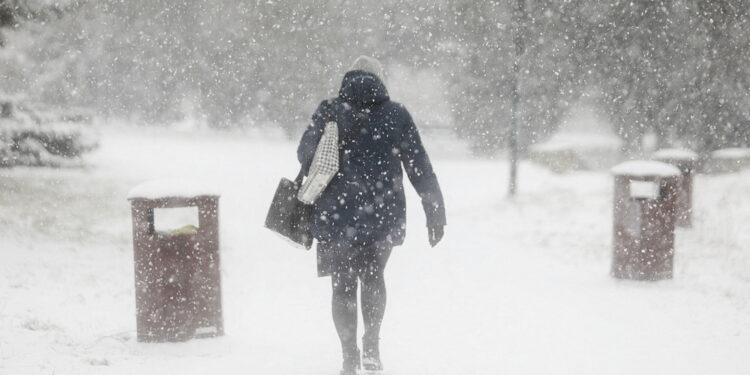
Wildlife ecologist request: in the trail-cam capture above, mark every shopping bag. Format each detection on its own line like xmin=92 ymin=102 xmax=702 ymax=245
xmin=264 ymin=172 xmax=313 ymax=250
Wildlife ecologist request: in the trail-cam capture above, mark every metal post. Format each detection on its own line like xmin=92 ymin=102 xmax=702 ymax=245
xmin=509 ymin=0 xmax=525 ymax=196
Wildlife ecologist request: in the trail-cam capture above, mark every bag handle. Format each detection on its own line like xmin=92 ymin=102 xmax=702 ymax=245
xmin=294 ymin=167 xmax=305 ymax=186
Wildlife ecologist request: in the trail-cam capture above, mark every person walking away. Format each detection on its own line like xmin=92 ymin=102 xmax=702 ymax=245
xmin=297 ymin=56 xmax=446 ymax=375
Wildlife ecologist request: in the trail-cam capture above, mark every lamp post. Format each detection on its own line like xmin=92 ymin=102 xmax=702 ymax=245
xmin=508 ymin=0 xmax=525 ymax=196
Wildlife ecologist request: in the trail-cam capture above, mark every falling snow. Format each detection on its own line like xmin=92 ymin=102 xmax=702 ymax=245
xmin=1 ymin=1 xmax=750 ymax=374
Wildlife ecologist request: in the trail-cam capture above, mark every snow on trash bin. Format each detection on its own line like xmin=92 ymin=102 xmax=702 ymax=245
xmin=611 ymin=160 xmax=681 ymax=178
xmin=127 ymin=178 xmax=221 ymax=200
xmin=653 ymin=148 xmax=698 ymax=162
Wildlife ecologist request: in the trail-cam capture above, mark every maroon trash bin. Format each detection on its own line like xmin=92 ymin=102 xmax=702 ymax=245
xmin=653 ymin=149 xmax=698 ymax=227
xmin=128 ymin=180 xmax=223 ymax=342
xmin=611 ymin=161 xmax=680 ymax=281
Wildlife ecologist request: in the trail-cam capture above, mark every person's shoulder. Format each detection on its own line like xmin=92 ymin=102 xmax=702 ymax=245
xmin=314 ymin=98 xmax=345 ymax=118
xmin=380 ymin=100 xmax=410 ymax=116
xmin=316 ymin=98 xmax=337 ymax=110
xmin=382 ymin=100 xmax=404 ymax=109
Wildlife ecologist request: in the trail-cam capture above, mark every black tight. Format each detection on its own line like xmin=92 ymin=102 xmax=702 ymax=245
xmin=331 ymin=264 xmax=387 ymax=359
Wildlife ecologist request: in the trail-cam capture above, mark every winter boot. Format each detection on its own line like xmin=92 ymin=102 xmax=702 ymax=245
xmin=362 ymin=337 xmax=382 ymax=372
xmin=339 ymin=347 xmax=361 ymax=375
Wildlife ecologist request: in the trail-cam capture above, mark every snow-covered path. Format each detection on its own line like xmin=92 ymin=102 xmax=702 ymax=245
xmin=1 ymin=127 xmax=749 ymax=374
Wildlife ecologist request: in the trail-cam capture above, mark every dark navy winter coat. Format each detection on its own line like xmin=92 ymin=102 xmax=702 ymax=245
xmin=297 ymin=70 xmax=446 ymax=247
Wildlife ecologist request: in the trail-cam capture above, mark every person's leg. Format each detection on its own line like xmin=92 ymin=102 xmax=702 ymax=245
xmin=359 ymin=245 xmax=391 ymax=370
xmin=332 ymin=269 xmax=360 ymax=372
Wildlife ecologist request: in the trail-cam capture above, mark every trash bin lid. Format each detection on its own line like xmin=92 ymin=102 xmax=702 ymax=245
xmin=611 ymin=160 xmax=681 ymax=177
xmin=127 ymin=178 xmax=221 ymax=200
xmin=653 ymin=148 xmax=698 ymax=161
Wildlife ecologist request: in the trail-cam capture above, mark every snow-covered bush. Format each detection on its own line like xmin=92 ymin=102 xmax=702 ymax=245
xmin=705 ymin=148 xmax=750 ymax=174
xmin=0 ymin=100 xmax=98 ymax=167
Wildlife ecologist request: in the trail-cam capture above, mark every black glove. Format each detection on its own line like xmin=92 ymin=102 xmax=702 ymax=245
xmin=428 ymin=225 xmax=444 ymax=247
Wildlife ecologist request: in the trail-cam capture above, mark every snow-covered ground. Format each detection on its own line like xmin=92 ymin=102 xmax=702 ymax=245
xmin=1 ymin=126 xmax=749 ymax=375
